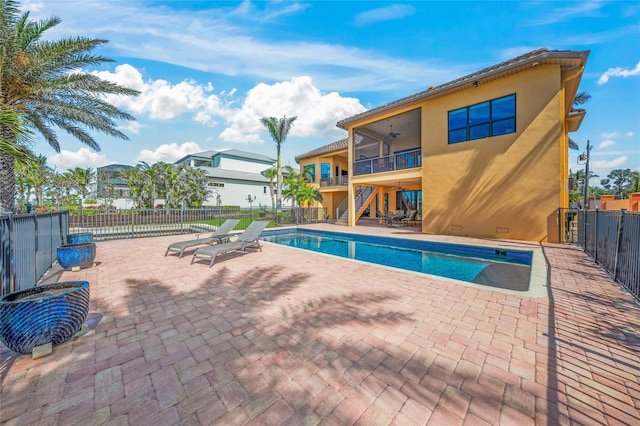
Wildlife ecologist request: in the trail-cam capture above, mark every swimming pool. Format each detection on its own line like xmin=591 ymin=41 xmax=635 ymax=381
xmin=261 ymin=228 xmax=533 ymax=292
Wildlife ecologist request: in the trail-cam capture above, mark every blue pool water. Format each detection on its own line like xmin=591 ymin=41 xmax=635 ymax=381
xmin=261 ymin=229 xmax=533 ymax=291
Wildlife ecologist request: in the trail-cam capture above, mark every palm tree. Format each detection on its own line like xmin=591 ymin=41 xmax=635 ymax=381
xmin=601 ymin=168 xmax=633 ymax=199
xmin=68 ymin=167 xmax=95 ymax=201
xmin=177 ymin=164 xmax=211 ymax=208
xmin=152 ymin=162 xmax=178 ymax=208
xmin=573 ymin=91 xmax=591 ymax=106
xmin=0 ymin=105 xmax=32 ymax=165
xmin=568 ymin=91 xmax=591 ymax=151
xmin=629 ymin=170 xmax=640 ymax=194
xmin=260 ymin=115 xmax=297 ymax=212
xmin=121 ymin=163 xmax=158 ymax=208
xmin=281 ymin=166 xmax=322 ymax=223
xmin=296 ymin=184 xmax=323 ymax=208
xmin=0 ymin=0 xmax=139 ymax=212
xmin=15 ymin=153 xmax=50 ymax=208
xmin=262 ymin=167 xmax=277 ymax=214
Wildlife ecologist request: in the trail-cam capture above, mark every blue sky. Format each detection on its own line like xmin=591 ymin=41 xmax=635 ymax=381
xmin=26 ymin=0 xmax=640 ymax=186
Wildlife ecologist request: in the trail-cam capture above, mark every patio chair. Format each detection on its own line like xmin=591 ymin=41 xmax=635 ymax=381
xmin=191 ymin=221 xmax=269 ymax=267
xmin=401 ymin=210 xmax=417 ymax=226
xmin=386 ymin=210 xmax=405 ymax=226
xmin=165 ymin=219 xmax=240 ymax=258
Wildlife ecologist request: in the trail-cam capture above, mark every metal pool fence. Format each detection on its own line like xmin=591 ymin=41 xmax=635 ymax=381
xmin=67 ymin=207 xmax=327 ymax=241
xmin=1 ymin=211 xmax=68 ymax=296
xmin=559 ymin=208 xmax=640 ymax=301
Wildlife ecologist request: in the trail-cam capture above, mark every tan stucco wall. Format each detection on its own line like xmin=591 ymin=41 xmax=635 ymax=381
xmin=421 ymin=65 xmax=564 ymax=241
xmin=299 ymin=154 xmax=348 ymax=218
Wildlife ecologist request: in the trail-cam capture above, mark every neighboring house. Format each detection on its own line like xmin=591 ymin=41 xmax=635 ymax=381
xmin=173 ymin=149 xmax=276 ymax=208
xmin=95 ymin=164 xmax=133 ymax=208
xmin=94 ymin=150 xmax=277 ymax=209
xmin=297 ymin=48 xmax=589 ymax=242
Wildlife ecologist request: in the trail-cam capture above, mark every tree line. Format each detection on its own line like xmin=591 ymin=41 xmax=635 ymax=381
xmin=14 ymin=153 xmax=322 ymax=213
xmin=571 ymin=168 xmax=640 ymax=203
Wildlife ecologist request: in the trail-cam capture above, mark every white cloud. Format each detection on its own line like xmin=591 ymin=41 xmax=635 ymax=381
xmin=35 ymin=1 xmax=458 ymax=94
xmin=22 ymin=1 xmax=45 ymax=12
xmin=598 ymin=139 xmax=615 ymax=149
xmin=48 ymin=148 xmax=112 ymax=170
xmin=120 ymin=121 xmax=143 ymax=134
xmin=600 ymin=132 xmax=619 ymax=139
xmin=90 ymin=65 xmax=366 ymax=144
xmin=354 ymin=4 xmax=416 ymax=26
xmin=230 ymin=0 xmax=308 ymax=22
xmin=591 ymin=156 xmax=628 ymax=170
xmin=92 ymin=65 xmax=226 ymax=122
xmin=136 ymin=142 xmax=203 ymax=163
xmin=219 ymin=76 xmax=367 ymax=143
xmin=526 ymin=1 xmax=604 ymax=26
xmin=626 ymin=131 xmax=635 ymax=137
xmin=597 ymin=61 xmax=640 ymax=85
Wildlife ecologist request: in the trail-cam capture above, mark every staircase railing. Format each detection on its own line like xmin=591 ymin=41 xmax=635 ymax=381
xmin=336 ymin=185 xmax=376 ymax=222
xmin=355 ymin=186 xmax=376 ymax=216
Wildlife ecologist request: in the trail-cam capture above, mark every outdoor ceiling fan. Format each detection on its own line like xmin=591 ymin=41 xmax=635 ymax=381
xmin=387 ymin=124 xmax=401 ymax=138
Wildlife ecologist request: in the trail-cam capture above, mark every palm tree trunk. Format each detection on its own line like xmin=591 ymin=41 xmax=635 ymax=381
xmin=0 ymin=126 xmax=17 ymax=213
xmin=276 ymin=152 xmax=282 ymax=212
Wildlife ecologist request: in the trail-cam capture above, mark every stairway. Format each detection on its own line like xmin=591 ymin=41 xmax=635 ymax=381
xmin=336 ymin=186 xmax=376 ymax=225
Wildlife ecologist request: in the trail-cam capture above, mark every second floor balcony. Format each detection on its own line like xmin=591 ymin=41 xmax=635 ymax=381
xmin=353 ymin=148 xmax=421 ymax=176
xmin=320 ymin=176 xmax=349 ymax=187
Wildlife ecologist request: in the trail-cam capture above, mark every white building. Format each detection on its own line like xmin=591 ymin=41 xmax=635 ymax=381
xmin=94 ymin=149 xmax=279 ymax=209
xmin=173 ymin=149 xmax=276 ymax=208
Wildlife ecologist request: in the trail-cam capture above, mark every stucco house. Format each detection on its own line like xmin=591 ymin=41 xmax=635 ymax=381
xmin=296 ymin=48 xmax=589 ymax=242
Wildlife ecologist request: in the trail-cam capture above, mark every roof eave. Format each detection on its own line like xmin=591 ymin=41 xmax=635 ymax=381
xmin=567 ymin=109 xmax=586 ymax=132
xmin=337 ymin=49 xmax=589 ymax=129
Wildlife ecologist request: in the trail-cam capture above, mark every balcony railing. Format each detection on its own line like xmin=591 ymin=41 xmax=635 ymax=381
xmin=320 ymin=176 xmax=349 ymax=187
xmin=354 ymin=148 xmax=421 ymax=176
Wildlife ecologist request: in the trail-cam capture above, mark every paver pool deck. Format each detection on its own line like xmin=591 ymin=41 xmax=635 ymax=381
xmin=1 ymin=223 xmax=639 ymax=425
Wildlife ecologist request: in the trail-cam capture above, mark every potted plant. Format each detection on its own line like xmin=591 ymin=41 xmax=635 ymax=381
xmin=57 ymin=242 xmax=96 ymax=269
xmin=67 ymin=232 xmax=93 ymax=244
xmin=0 ymin=281 xmax=90 ymax=354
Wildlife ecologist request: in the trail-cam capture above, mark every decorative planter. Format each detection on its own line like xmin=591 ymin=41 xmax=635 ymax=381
xmin=57 ymin=242 xmax=96 ymax=269
xmin=67 ymin=232 xmax=93 ymax=244
xmin=0 ymin=281 xmax=90 ymax=354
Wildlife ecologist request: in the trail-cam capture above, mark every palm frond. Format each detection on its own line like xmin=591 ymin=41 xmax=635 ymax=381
xmin=573 ymin=91 xmax=591 ymax=106
xmin=569 ymin=138 xmax=579 ymax=150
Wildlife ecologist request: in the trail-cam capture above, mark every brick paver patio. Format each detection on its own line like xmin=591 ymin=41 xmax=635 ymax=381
xmin=1 ymin=224 xmax=639 ymax=425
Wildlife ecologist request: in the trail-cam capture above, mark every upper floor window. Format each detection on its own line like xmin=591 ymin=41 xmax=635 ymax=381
xmin=304 ymin=164 xmax=316 ymax=182
xmin=321 ymin=163 xmax=330 ymax=180
xmin=448 ymin=94 xmax=516 ymax=144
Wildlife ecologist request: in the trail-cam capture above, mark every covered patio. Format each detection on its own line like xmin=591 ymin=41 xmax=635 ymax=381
xmin=1 ymin=224 xmax=639 ymax=424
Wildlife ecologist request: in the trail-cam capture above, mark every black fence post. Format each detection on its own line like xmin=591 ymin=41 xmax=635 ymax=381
xmin=594 ymin=209 xmax=599 ymax=262
xmin=613 ymin=209 xmax=626 ymax=282
xmin=558 ymin=208 xmax=561 ymax=243
xmin=34 ymin=212 xmax=39 ymax=288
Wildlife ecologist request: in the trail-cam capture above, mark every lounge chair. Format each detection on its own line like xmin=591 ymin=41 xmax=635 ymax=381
xmin=191 ymin=221 xmax=269 ymax=267
xmin=165 ymin=219 xmax=240 ymax=258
